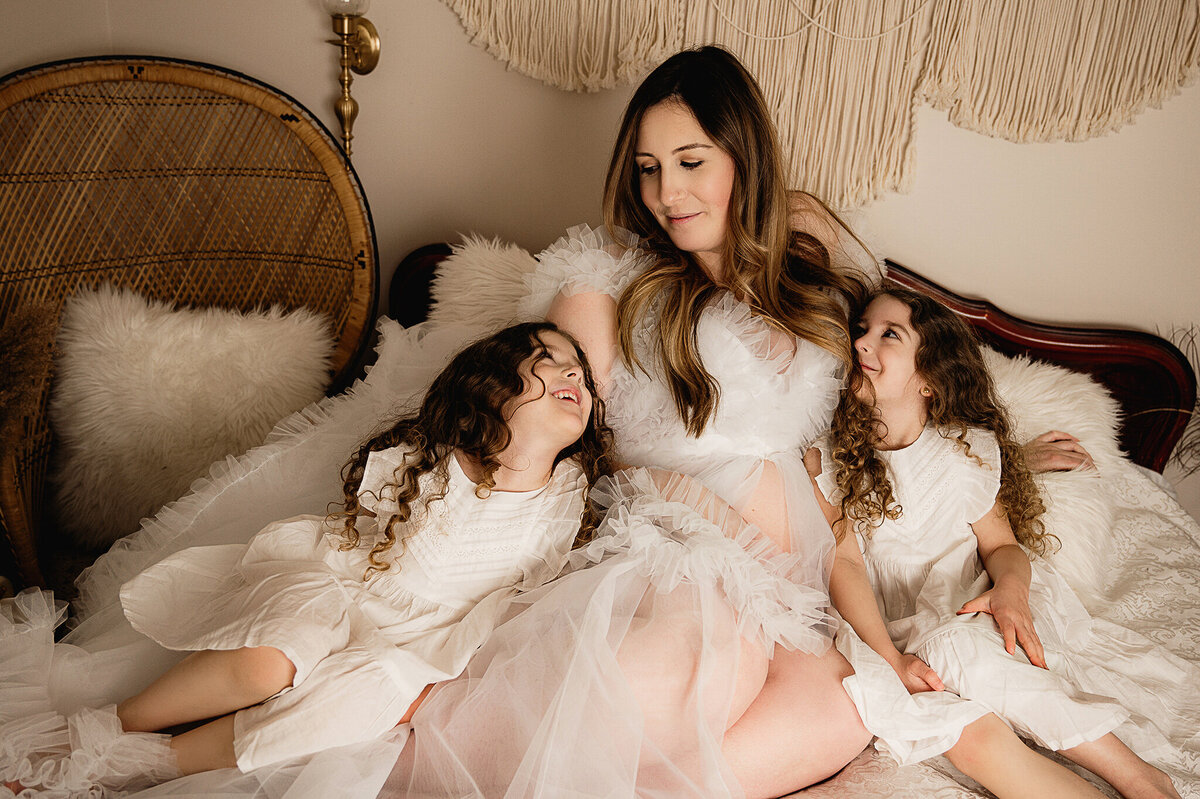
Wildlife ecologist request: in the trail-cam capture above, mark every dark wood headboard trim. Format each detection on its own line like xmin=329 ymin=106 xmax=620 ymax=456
xmin=885 ymin=260 xmax=1195 ymax=472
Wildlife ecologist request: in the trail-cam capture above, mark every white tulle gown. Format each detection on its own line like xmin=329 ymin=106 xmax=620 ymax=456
xmin=382 ymin=225 xmax=856 ymax=797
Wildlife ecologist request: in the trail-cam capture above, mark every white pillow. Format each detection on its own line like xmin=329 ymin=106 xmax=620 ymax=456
xmin=427 ymin=234 xmax=537 ymax=333
xmin=984 ymin=348 xmax=1122 ymax=600
xmin=51 ymin=285 xmax=334 ymax=549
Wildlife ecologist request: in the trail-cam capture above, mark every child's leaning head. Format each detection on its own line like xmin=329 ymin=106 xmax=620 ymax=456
xmin=420 ymin=321 xmax=608 ymax=466
xmin=855 ymin=287 xmax=994 ymax=427
xmin=337 ymin=322 xmax=615 ymax=574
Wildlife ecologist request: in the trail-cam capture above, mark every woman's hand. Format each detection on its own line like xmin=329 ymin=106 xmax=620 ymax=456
xmin=1023 ymin=430 xmax=1095 ymax=473
xmin=957 ymin=584 xmax=1047 ymax=669
xmin=886 ymin=652 xmax=945 ymax=694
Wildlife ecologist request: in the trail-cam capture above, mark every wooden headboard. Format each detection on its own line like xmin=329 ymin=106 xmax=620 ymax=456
xmin=885 ymin=260 xmax=1194 ymax=473
xmin=390 ymin=247 xmax=1195 ymax=474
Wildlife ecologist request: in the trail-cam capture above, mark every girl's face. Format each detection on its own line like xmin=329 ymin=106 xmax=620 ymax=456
xmin=506 ymin=331 xmax=594 ymax=452
xmin=854 ymin=295 xmax=929 ymax=407
xmin=635 ymin=100 xmax=736 ymax=282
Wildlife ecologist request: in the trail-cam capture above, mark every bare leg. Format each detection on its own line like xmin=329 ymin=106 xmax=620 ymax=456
xmin=170 ymin=714 xmax=238 ymax=775
xmin=723 ymin=646 xmax=871 ymax=799
xmin=946 ymin=714 xmax=1104 ymax=799
xmin=118 ymin=647 xmax=296 ymax=733
xmin=1060 ymin=734 xmax=1181 ymax=799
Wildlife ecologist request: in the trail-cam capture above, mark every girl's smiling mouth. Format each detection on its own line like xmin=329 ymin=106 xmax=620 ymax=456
xmin=551 ymin=387 xmax=581 ymax=405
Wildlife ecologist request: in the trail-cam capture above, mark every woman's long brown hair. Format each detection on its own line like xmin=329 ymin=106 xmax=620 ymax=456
xmin=603 ymin=45 xmax=871 ymax=436
xmin=334 ymin=322 xmax=615 ymax=579
xmin=828 ymin=288 xmax=1055 ymax=555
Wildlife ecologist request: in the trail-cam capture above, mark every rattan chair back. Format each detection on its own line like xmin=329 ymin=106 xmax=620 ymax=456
xmin=0 ymin=57 xmax=378 ymax=590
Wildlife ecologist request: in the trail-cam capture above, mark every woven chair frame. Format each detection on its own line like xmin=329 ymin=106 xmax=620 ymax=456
xmin=0 ymin=56 xmax=379 ymax=590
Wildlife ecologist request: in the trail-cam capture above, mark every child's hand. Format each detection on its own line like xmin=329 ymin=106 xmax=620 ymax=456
xmin=957 ymin=587 xmax=1047 ymax=669
xmin=887 ymin=652 xmax=945 ymax=694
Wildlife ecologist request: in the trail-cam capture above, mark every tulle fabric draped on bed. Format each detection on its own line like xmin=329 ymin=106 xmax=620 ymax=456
xmin=1 ymin=318 xmax=837 ymax=798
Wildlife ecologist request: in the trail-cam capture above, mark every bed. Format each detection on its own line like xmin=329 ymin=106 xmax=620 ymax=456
xmin=1 ymin=55 xmax=1195 ymax=797
xmin=388 ymin=236 xmax=1200 ymax=797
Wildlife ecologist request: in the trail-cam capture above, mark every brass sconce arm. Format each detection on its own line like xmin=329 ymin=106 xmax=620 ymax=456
xmin=324 ymin=2 xmax=380 ymax=156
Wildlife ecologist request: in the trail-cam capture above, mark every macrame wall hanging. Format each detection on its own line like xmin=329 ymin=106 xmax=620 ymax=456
xmin=443 ymin=0 xmax=1200 ymax=208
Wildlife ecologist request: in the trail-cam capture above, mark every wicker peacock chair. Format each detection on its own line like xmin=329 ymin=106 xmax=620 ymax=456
xmin=0 ymin=56 xmax=378 ymax=593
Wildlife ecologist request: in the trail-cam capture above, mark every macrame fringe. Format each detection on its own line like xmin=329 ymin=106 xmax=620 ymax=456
xmin=920 ymin=0 xmax=1200 ymax=143
xmin=441 ymin=0 xmax=1200 ymax=208
xmin=441 ymin=0 xmax=684 ymax=92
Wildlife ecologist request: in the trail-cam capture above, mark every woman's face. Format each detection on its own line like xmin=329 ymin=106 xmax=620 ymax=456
xmin=634 ymin=101 xmax=736 ymax=282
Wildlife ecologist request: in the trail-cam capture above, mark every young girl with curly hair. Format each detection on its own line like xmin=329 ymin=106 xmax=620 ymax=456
xmin=3 ymin=322 xmax=613 ymax=793
xmin=807 ymin=288 xmax=1180 ymax=798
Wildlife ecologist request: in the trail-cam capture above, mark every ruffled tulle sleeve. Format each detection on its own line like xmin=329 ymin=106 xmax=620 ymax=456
xmin=572 ymin=467 xmax=836 ymax=655
xmin=357 ymin=444 xmax=419 ymax=521
xmin=956 ymin=428 xmax=1003 ymax=524
xmin=518 ymin=224 xmax=649 ymax=318
xmin=811 ymin=435 xmax=843 ymax=507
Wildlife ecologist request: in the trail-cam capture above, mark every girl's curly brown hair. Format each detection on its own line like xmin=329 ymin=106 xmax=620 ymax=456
xmin=829 ymin=287 xmax=1056 ymax=555
xmin=334 ymin=322 xmax=615 ymax=579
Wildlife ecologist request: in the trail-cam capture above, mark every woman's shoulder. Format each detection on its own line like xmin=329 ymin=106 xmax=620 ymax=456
xmin=787 ymin=191 xmax=883 ymax=285
xmin=519 ymin=224 xmax=650 ymax=317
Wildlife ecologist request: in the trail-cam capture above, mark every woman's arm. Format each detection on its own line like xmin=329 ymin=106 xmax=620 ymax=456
xmin=804 ymin=449 xmax=944 ymax=694
xmin=547 ymin=291 xmax=619 ymax=397
xmin=1022 ymin=431 xmax=1095 ymax=472
xmin=959 ymin=501 xmax=1047 ymax=668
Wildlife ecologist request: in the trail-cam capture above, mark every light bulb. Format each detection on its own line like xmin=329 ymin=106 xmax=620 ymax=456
xmin=322 ymin=0 xmax=370 ymax=16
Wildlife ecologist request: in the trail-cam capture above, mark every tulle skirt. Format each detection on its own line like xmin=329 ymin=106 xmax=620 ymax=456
xmin=385 ymin=468 xmax=836 ymax=798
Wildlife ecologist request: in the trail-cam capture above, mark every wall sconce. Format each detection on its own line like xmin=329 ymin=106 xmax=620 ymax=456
xmin=322 ymin=0 xmax=381 ymax=156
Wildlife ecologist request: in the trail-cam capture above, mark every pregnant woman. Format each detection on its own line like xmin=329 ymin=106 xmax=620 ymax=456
xmin=390 ymin=45 xmax=881 ymax=799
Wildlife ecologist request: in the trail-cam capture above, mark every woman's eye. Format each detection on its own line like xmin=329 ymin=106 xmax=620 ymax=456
xmin=637 ymin=163 xmax=659 ymax=176
xmin=882 ymin=329 xmax=899 ymax=340
xmin=680 ymin=160 xmax=702 ymax=169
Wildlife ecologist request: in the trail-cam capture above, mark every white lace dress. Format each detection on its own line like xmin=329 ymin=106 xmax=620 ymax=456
xmin=0 ymin=426 xmax=585 ymax=794
xmin=121 ymin=448 xmax=585 ymax=770
xmin=524 ymin=225 xmax=844 ymax=601
xmin=816 ymin=426 xmax=1198 ymax=775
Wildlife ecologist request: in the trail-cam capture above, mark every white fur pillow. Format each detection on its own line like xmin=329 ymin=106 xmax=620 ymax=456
xmin=51 ymin=285 xmax=333 ymax=549
xmin=984 ymin=348 xmax=1122 ymax=599
xmin=427 ymin=234 xmax=537 ymax=333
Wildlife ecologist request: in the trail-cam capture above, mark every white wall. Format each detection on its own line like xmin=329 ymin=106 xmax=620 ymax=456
xmin=3 ymin=0 xmax=1197 ymax=513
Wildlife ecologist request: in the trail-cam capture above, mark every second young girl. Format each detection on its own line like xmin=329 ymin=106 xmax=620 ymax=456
xmin=809 ymin=288 xmax=1183 ymax=798
xmin=2 ymin=321 xmax=613 ymax=794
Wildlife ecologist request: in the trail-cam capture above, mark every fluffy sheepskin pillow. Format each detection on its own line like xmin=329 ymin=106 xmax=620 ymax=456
xmin=51 ymin=285 xmax=333 ymax=549
xmin=426 ymin=234 xmax=537 ymax=333
xmin=984 ymin=348 xmax=1122 ymax=599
